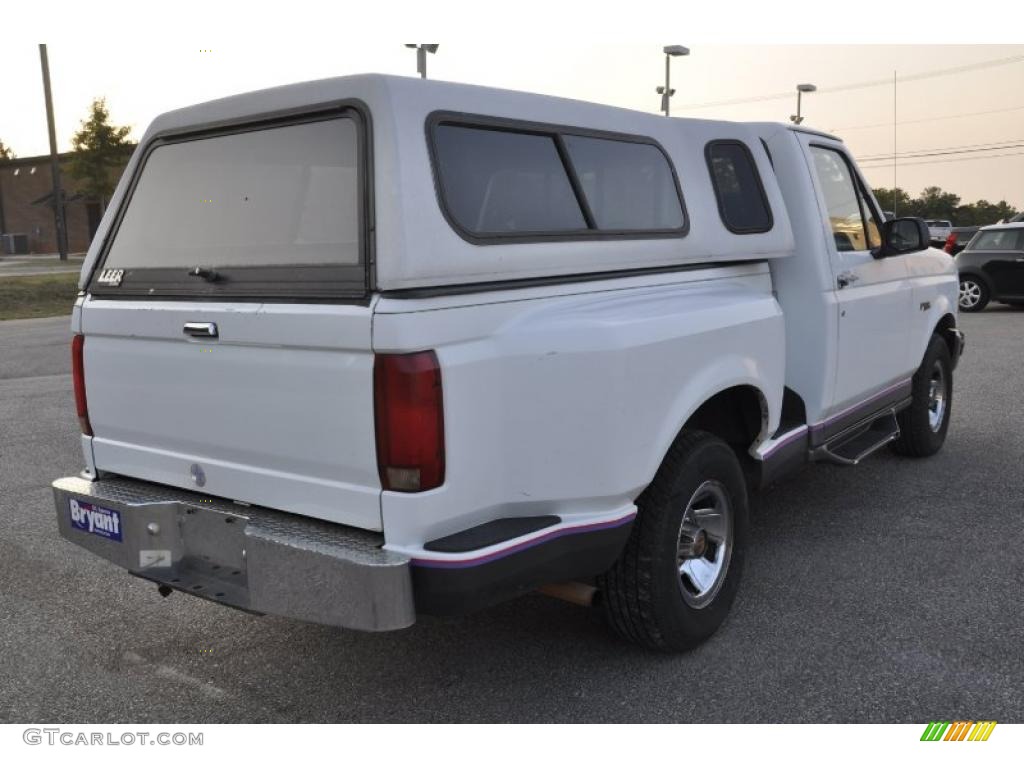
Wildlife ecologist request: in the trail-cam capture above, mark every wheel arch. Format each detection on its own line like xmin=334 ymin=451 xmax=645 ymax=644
xmin=684 ymin=385 xmax=769 ymax=452
xmin=934 ymin=312 xmax=960 ymax=362
xmin=650 ymin=379 xmax=773 ymax=493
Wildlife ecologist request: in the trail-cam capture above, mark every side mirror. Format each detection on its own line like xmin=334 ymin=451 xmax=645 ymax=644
xmin=876 ymin=217 xmax=930 ymax=258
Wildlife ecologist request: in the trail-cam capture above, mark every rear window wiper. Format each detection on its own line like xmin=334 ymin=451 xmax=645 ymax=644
xmin=188 ymin=266 xmax=222 ymax=283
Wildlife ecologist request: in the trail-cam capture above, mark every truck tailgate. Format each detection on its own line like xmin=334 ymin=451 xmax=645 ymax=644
xmin=81 ymin=299 xmax=381 ymax=530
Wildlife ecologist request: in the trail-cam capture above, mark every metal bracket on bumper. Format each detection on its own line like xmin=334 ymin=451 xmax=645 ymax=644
xmin=52 ymin=476 xmax=414 ymax=631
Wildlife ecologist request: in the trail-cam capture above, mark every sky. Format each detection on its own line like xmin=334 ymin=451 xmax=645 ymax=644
xmin=4 ymin=42 xmax=1023 ymax=209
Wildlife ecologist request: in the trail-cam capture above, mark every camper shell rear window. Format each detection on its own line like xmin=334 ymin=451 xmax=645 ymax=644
xmin=427 ymin=112 xmax=688 ymax=244
xmin=89 ymin=106 xmax=371 ymax=300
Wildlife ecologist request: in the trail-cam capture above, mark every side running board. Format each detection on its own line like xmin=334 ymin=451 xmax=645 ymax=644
xmin=811 ymin=411 xmax=901 ymax=466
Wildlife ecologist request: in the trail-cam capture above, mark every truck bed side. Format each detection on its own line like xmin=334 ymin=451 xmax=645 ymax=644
xmin=373 ymin=262 xmax=785 ymax=558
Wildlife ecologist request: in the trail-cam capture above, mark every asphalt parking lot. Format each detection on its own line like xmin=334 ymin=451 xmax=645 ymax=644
xmin=1 ymin=309 xmax=1022 ymax=723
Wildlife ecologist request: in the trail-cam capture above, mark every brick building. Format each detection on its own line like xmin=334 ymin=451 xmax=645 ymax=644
xmin=0 ymin=150 xmax=133 ymax=254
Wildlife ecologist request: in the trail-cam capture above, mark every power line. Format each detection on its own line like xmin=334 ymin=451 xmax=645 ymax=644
xmin=857 ymin=139 xmax=1024 ymax=162
xmin=676 ymin=54 xmax=1024 ymax=111
xmin=833 ymin=103 xmax=1024 ymax=132
xmin=860 ymin=149 xmax=1024 ymax=169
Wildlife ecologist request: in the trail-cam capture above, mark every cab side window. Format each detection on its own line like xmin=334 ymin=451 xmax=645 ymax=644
xmin=810 ymin=146 xmax=877 ymax=252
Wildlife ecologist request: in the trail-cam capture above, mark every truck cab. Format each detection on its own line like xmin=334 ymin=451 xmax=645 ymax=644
xmin=53 ymin=75 xmax=963 ymax=651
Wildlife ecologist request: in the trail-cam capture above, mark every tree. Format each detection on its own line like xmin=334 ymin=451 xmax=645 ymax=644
xmin=871 ymin=187 xmax=911 ymax=214
xmin=954 ymin=199 xmax=1018 ymax=227
xmin=68 ymin=98 xmax=132 ymax=213
xmin=917 ymin=186 xmax=961 ymax=221
xmin=871 ymin=186 xmax=1018 ymax=227
xmin=0 ymin=139 xmax=14 ymax=160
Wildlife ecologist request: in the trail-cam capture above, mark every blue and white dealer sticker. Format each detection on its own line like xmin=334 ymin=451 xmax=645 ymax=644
xmin=68 ymin=498 xmax=123 ymax=542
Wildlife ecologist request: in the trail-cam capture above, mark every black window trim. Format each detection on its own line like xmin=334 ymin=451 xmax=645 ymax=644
xmin=704 ymin=139 xmax=774 ymax=235
xmin=809 ymin=142 xmax=883 ymax=254
xmin=425 ymin=110 xmax=689 ymax=245
xmin=85 ymin=99 xmax=375 ymax=303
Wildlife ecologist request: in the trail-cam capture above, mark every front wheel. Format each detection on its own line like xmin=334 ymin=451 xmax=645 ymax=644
xmin=958 ymin=277 xmax=989 ymax=312
xmin=892 ymin=335 xmax=952 ymax=457
xmin=598 ymin=430 xmax=748 ymax=652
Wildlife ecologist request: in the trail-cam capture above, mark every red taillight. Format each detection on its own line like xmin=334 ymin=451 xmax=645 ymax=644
xmin=374 ymin=351 xmax=445 ymax=492
xmin=71 ymin=333 xmax=92 ymax=436
xmin=944 ymin=233 xmax=956 ymax=254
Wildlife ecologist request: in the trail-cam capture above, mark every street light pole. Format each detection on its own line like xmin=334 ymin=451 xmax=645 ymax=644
xmin=39 ymin=44 xmax=68 ymax=260
xmin=664 ymin=54 xmax=671 ymax=115
xmin=404 ymin=44 xmax=440 ymax=79
xmin=657 ymin=45 xmax=689 ymax=116
xmin=790 ymin=83 xmax=817 ymax=125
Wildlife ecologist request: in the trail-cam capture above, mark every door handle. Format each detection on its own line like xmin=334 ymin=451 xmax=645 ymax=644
xmin=837 ymin=271 xmax=860 ymax=289
xmin=183 ymin=322 xmax=218 ymax=339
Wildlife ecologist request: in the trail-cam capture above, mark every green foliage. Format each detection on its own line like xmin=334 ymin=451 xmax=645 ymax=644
xmin=68 ymin=98 xmax=132 ymax=210
xmin=872 ymin=186 xmax=1019 ymax=226
xmin=953 ymin=199 xmax=1019 ymax=227
xmin=0 ymin=139 xmax=14 ymax=160
xmin=872 ymin=187 xmax=911 ymax=213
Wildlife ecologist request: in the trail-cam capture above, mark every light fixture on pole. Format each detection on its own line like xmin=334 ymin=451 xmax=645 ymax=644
xmin=790 ymin=83 xmax=817 ymax=125
xmin=657 ymin=45 xmax=689 ymax=117
xmin=404 ymin=44 xmax=439 ymax=79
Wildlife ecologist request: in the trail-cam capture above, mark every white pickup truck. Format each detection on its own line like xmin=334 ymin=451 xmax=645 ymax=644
xmin=54 ymin=75 xmax=964 ymax=651
xmin=927 ymin=219 xmax=954 ymax=244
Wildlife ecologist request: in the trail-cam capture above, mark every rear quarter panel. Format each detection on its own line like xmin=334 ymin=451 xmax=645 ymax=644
xmin=373 ymin=265 xmax=784 ymax=550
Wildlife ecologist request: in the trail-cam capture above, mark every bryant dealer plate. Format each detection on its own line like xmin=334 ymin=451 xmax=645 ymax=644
xmin=68 ymin=498 xmax=123 ymax=542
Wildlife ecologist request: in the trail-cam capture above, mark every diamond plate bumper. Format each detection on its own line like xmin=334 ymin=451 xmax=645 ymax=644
xmin=52 ymin=475 xmax=414 ymax=631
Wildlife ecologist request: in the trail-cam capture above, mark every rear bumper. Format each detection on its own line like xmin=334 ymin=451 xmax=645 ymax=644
xmin=52 ymin=475 xmax=415 ymax=632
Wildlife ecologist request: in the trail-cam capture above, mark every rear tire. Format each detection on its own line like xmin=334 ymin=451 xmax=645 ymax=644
xmin=598 ymin=430 xmax=748 ymax=652
xmin=892 ymin=335 xmax=952 ymax=458
xmin=958 ymin=277 xmax=989 ymax=312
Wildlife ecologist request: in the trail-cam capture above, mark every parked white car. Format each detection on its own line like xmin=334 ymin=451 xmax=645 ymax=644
xmin=927 ymin=219 xmax=954 ymax=243
xmin=54 ymin=75 xmax=963 ymax=651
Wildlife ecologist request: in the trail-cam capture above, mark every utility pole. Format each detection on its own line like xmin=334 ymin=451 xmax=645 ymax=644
xmin=39 ymin=44 xmax=68 ymax=260
xmin=893 ymin=70 xmax=898 ymax=218
xmin=0 ymin=163 xmax=6 ymax=236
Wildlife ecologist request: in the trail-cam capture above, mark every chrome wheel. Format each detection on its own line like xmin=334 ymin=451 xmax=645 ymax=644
xmin=676 ymin=480 xmax=732 ymax=609
xmin=959 ymin=279 xmax=982 ymax=310
xmin=927 ymin=359 xmax=947 ymax=432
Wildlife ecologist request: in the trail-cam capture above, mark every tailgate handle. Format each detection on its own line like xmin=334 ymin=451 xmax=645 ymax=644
xmin=183 ymin=322 xmax=218 ymax=339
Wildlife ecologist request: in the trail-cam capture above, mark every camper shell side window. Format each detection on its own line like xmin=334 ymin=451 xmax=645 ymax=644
xmin=427 ymin=112 xmax=688 ymax=245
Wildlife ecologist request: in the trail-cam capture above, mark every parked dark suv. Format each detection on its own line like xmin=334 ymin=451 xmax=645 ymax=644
xmin=955 ymin=223 xmax=1024 ymax=311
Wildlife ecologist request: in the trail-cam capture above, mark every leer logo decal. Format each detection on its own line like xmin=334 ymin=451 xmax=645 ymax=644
xmin=920 ymin=720 xmax=997 ymax=741
xmin=97 ymin=268 xmax=124 ymax=286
